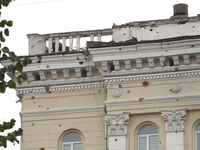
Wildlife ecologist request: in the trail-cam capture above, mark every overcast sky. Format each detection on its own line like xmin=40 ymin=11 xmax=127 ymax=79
xmin=0 ymin=0 xmax=200 ymax=150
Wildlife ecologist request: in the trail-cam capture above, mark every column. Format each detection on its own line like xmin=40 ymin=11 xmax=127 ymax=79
xmin=97 ymin=34 xmax=101 ymax=41
xmin=48 ymin=38 xmax=53 ymax=53
xmin=55 ymin=38 xmax=60 ymax=52
xmin=161 ymin=108 xmax=187 ymax=150
xmin=90 ymin=35 xmax=94 ymax=41
xmin=76 ymin=36 xmax=80 ymax=50
xmin=62 ymin=37 xmax=66 ymax=52
xmin=105 ymin=113 xmax=130 ymax=150
xmin=69 ymin=36 xmax=73 ymax=51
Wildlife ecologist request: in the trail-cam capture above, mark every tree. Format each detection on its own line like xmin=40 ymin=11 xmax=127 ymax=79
xmin=0 ymin=0 xmax=31 ymax=148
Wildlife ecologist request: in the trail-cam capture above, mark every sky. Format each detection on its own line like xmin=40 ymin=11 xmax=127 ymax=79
xmin=0 ymin=0 xmax=200 ymax=150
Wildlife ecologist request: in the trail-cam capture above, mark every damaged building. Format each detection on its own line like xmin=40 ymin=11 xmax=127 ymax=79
xmin=3 ymin=3 xmax=200 ymax=150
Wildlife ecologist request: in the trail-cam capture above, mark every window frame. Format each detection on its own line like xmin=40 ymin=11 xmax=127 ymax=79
xmin=138 ymin=125 xmax=159 ymax=150
xmin=62 ymin=133 xmax=83 ymax=150
xmin=196 ymin=123 xmax=200 ymax=150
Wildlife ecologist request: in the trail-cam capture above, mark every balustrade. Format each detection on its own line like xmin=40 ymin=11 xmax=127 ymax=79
xmin=27 ymin=29 xmax=112 ymax=55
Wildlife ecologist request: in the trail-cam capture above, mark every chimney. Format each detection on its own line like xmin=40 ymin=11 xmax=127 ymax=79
xmin=173 ymin=3 xmax=188 ymax=16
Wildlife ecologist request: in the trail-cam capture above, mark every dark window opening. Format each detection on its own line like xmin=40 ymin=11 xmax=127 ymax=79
xmin=34 ymin=73 xmax=40 ymax=81
xmin=110 ymin=63 xmax=115 ymax=71
xmin=169 ymin=59 xmax=174 ymax=66
xmin=81 ymin=69 xmax=87 ymax=77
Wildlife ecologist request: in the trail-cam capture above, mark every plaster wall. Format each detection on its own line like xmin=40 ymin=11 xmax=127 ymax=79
xmin=22 ymin=89 xmax=105 ymax=111
xmin=21 ymin=112 xmax=105 ymax=150
xmin=113 ymin=21 xmax=200 ymax=42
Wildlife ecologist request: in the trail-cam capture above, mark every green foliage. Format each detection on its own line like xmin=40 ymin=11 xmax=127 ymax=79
xmin=0 ymin=0 xmax=32 ymax=148
xmin=0 ymin=119 xmax=23 ymax=148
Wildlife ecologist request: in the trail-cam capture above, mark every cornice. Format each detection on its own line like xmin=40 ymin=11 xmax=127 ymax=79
xmin=18 ymin=76 xmax=103 ymax=88
xmin=18 ymin=82 xmax=105 ymax=95
xmin=20 ymin=105 xmax=104 ymax=117
xmin=105 ymin=94 xmax=200 ymax=107
xmin=104 ymin=70 xmax=200 ymax=84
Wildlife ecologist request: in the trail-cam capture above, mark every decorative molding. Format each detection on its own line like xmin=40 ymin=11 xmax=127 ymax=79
xmin=101 ymin=61 xmax=109 ymax=72
xmin=172 ymin=55 xmax=180 ymax=66
xmin=51 ymin=70 xmax=58 ymax=80
xmin=171 ymin=83 xmax=181 ymax=93
xmin=124 ymin=60 xmax=131 ymax=70
xmin=21 ymin=105 xmax=104 ymax=117
xmin=136 ymin=59 xmax=143 ymax=69
xmin=27 ymin=72 xmax=34 ymax=82
xmin=38 ymin=71 xmax=46 ymax=81
xmin=63 ymin=69 xmax=70 ymax=79
xmin=183 ymin=54 xmax=190 ymax=65
xmin=112 ymin=88 xmax=122 ymax=97
xmin=159 ymin=57 xmax=166 ymax=67
xmin=104 ymin=70 xmax=200 ymax=84
xmin=196 ymin=54 xmax=200 ymax=64
xmin=17 ymin=76 xmax=103 ymax=89
xmin=105 ymin=113 xmax=130 ymax=136
xmin=105 ymin=94 xmax=200 ymax=107
xmin=161 ymin=109 xmax=187 ymax=132
xmin=75 ymin=68 xmax=82 ymax=78
xmin=18 ymin=82 xmax=105 ymax=95
xmin=148 ymin=58 xmax=155 ymax=68
xmin=102 ymin=64 xmax=200 ymax=77
xmin=86 ymin=67 xmax=93 ymax=77
xmin=113 ymin=60 xmax=120 ymax=71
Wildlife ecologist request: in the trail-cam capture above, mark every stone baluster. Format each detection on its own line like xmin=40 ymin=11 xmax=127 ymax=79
xmin=161 ymin=109 xmax=187 ymax=150
xmin=172 ymin=56 xmax=180 ymax=66
xmin=90 ymin=35 xmax=94 ymax=41
xmin=69 ymin=36 xmax=73 ymax=51
xmin=159 ymin=56 xmax=166 ymax=67
xmin=97 ymin=34 xmax=102 ymax=41
xmin=55 ymin=38 xmax=60 ymax=53
xmin=48 ymin=38 xmax=53 ymax=53
xmin=62 ymin=37 xmax=66 ymax=52
xmin=76 ymin=36 xmax=80 ymax=50
xmin=113 ymin=60 xmax=120 ymax=71
xmin=105 ymin=113 xmax=130 ymax=150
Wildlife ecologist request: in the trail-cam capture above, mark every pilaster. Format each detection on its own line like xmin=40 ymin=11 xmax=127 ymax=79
xmin=161 ymin=108 xmax=187 ymax=150
xmin=105 ymin=113 xmax=130 ymax=150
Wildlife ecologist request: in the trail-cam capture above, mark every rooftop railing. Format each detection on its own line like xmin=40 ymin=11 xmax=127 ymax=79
xmin=27 ymin=29 xmax=112 ymax=55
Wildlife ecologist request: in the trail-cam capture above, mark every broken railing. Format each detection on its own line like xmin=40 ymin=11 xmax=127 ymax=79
xmin=27 ymin=29 xmax=112 ymax=55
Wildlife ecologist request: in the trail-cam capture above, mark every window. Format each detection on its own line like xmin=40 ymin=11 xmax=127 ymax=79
xmin=196 ymin=124 xmax=200 ymax=150
xmin=138 ymin=125 xmax=158 ymax=150
xmin=62 ymin=133 xmax=82 ymax=150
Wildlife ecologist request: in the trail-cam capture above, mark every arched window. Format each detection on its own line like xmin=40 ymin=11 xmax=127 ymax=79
xmin=138 ymin=125 xmax=158 ymax=150
xmin=196 ymin=124 xmax=200 ymax=150
xmin=62 ymin=133 xmax=82 ymax=150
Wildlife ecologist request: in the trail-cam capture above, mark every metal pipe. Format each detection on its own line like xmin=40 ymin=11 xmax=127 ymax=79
xmin=104 ymin=89 xmax=107 ymax=150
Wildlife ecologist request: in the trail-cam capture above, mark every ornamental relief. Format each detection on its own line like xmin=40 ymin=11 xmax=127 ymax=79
xmin=112 ymin=88 xmax=122 ymax=97
xmin=105 ymin=113 xmax=130 ymax=136
xmin=171 ymin=82 xmax=181 ymax=93
xmin=161 ymin=109 xmax=187 ymax=132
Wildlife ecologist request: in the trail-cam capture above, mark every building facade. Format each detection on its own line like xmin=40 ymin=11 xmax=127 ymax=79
xmin=4 ymin=3 xmax=200 ymax=150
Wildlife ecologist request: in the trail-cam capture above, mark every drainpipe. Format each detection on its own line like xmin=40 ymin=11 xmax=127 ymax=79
xmin=104 ymin=89 xmax=107 ymax=150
